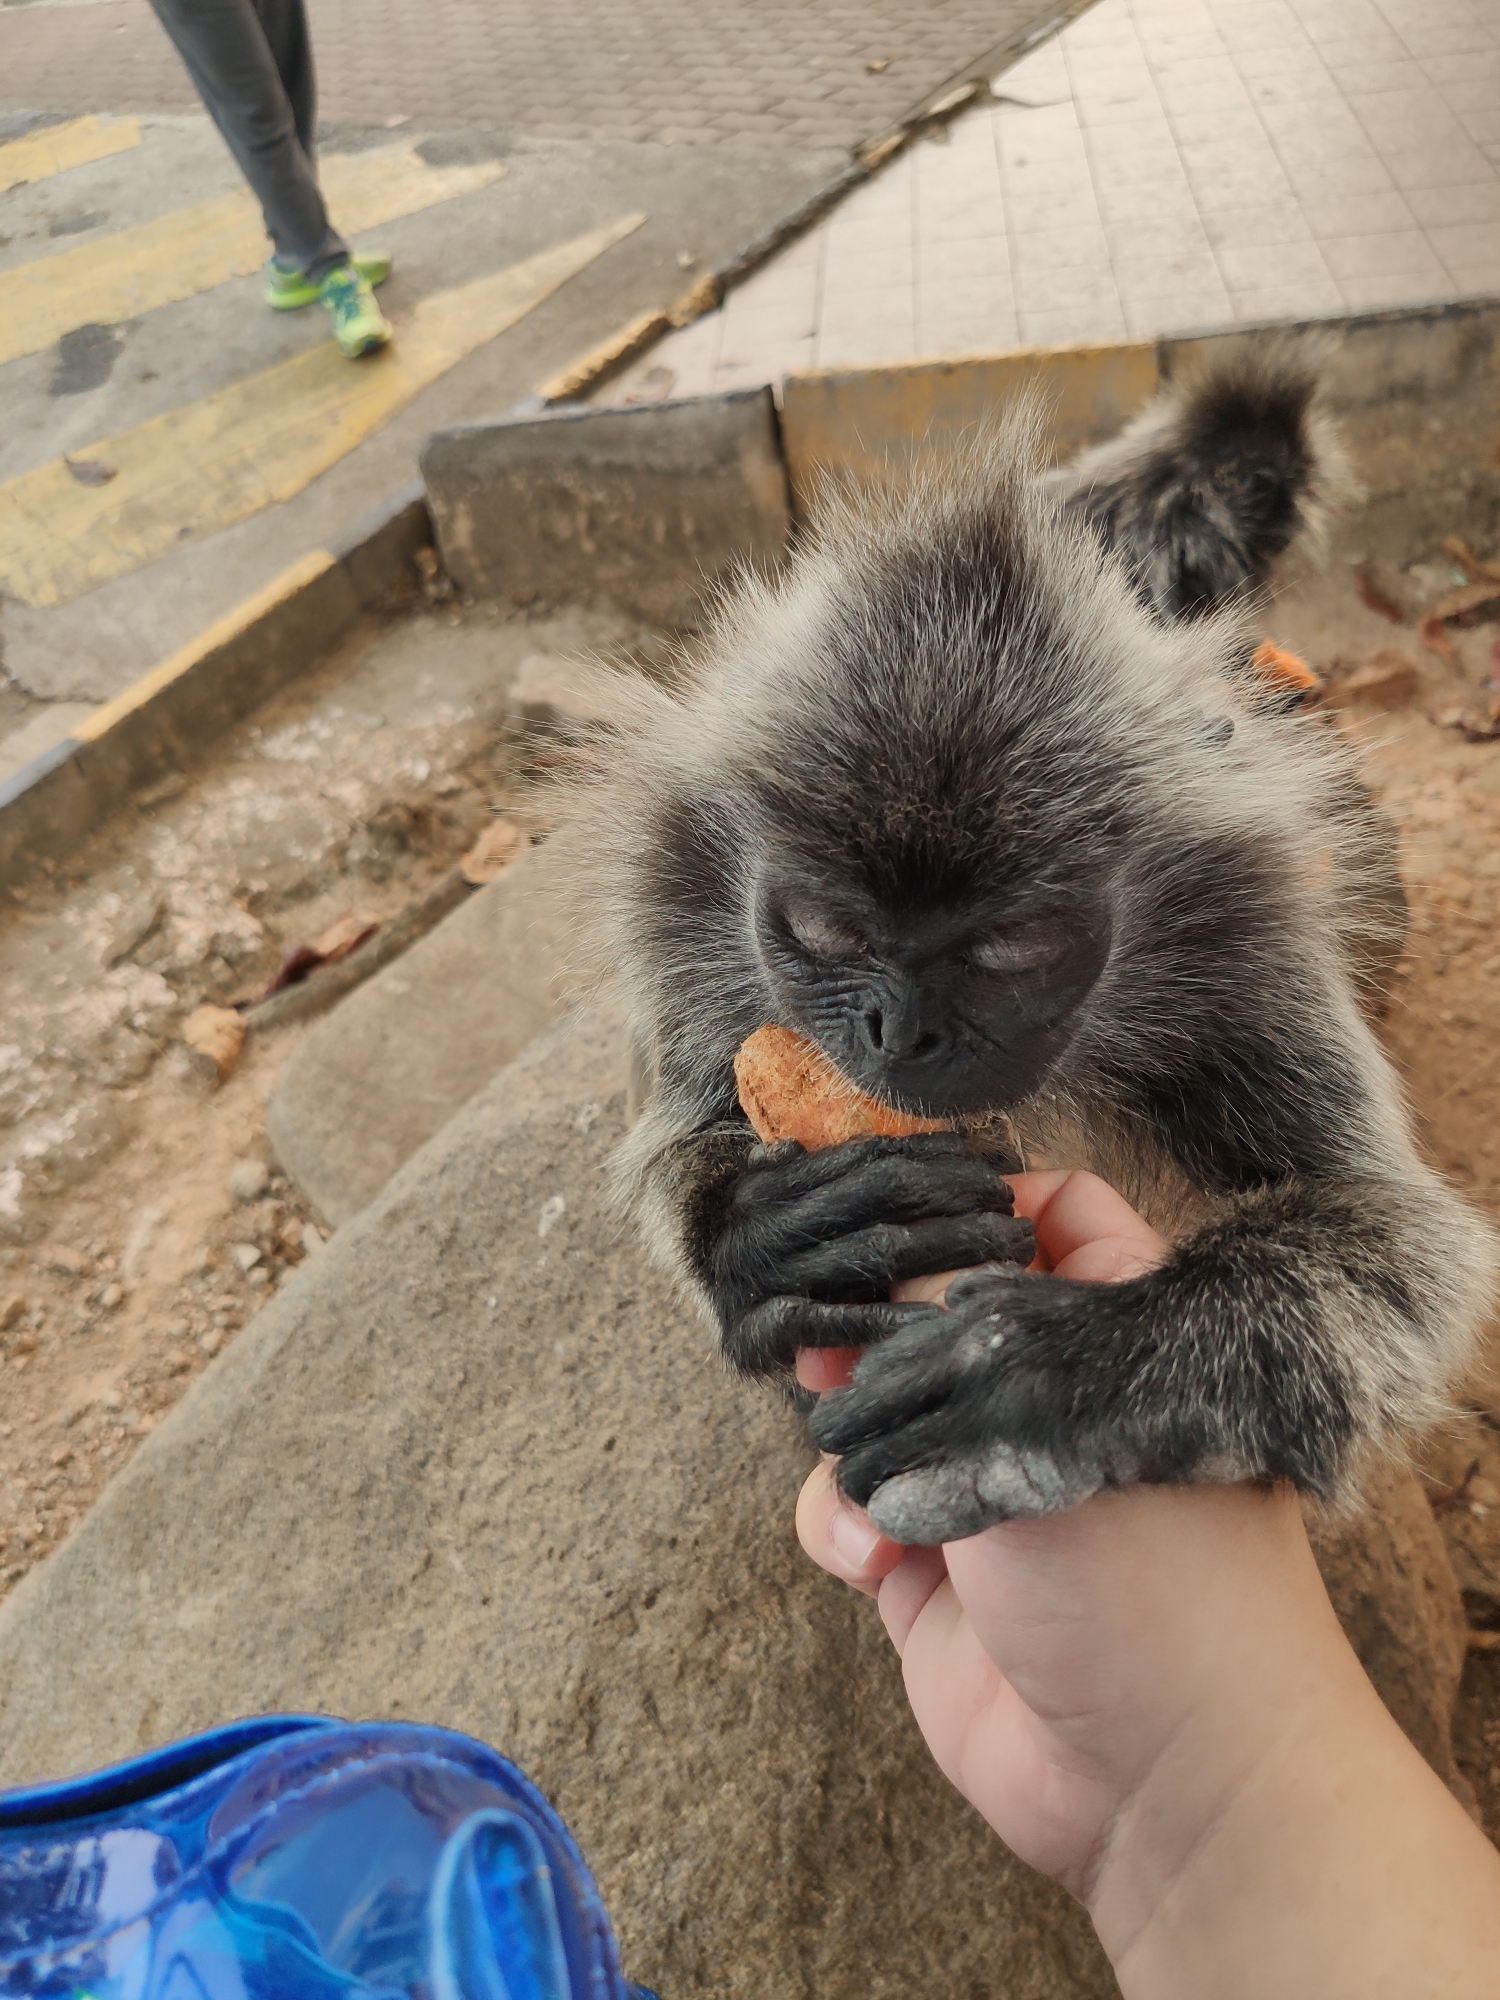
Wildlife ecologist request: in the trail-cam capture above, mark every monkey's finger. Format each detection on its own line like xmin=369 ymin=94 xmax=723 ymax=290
xmin=734 ymin=1149 xmax=1017 ymax=1250
xmin=725 ymin=1296 xmax=938 ymax=1376
xmin=740 ymin=1130 xmax=980 ymax=1199
xmin=779 ymin=1212 xmax=1035 ymax=1301
xmin=863 ymin=1448 xmax=1096 ymax=1545
xmin=810 ymin=1358 xmax=957 ymax=1462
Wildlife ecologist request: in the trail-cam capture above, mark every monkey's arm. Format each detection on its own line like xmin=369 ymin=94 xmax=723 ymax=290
xmin=809 ymin=1018 xmax=1495 ymax=1544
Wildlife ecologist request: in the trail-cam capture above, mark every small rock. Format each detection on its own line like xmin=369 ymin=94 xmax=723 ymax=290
xmin=183 ymin=1005 xmax=245 ymax=1083
xmin=537 ymin=1194 xmax=567 ymax=1239
xmin=228 ymin=1160 xmax=269 ymax=1203
xmin=96 ymin=1283 xmax=123 ymax=1311
xmin=246 ymin=1266 xmax=270 ymax=1288
xmin=44 ymin=1246 xmax=89 ymax=1278
xmin=0 ymin=1295 xmax=24 ymax=1331
xmin=301 ymin=1222 xmax=325 ymax=1254
xmin=102 ymin=893 xmax=165 ymax=969
xmin=460 ymin=816 xmax=527 ymax=885
xmin=12 ymin=1332 xmax=37 ymax=1356
xmin=232 ymin=1243 xmax=263 ymax=1273
xmin=199 ymin=1328 xmax=225 ymax=1356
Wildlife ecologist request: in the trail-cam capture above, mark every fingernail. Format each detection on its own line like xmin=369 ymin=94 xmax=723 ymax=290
xmin=830 ymin=1504 xmax=882 ymax=1570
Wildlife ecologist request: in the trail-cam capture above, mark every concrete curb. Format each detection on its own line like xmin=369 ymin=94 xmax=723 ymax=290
xmin=5 ymin=290 xmax=1496 ymax=888
xmin=776 ymin=296 xmax=1500 ymax=554
xmin=0 ymin=483 xmax=431 ymax=888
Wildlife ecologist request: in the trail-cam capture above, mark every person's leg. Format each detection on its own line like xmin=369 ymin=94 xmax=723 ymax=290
xmin=147 ymin=0 xmax=346 ymax=276
xmin=249 ymin=0 xmax=318 ymax=166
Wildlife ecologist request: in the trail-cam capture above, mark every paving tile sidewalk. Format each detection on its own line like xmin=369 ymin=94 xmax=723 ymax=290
xmin=611 ymin=0 xmax=1500 ymax=396
xmin=1 ymin=0 xmax=1069 ymax=150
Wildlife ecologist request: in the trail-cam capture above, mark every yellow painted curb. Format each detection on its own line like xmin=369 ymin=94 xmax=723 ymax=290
xmin=539 ymin=307 xmax=671 ymax=403
xmin=73 ymin=550 xmax=336 ymax=743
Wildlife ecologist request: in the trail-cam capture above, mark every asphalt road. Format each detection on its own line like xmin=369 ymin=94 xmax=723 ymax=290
xmin=0 ymin=0 xmax=1067 ymax=774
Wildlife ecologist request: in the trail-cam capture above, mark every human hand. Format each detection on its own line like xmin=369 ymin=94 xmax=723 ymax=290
xmin=797 ymin=1167 xmax=1224 ymax=1896
xmin=794 ymin=1167 xmax=1170 ymax=1579
xmin=795 ymin=1171 xmax=1500 ymax=1996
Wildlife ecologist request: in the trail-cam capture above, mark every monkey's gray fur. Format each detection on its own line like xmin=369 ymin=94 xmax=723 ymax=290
xmin=560 ymin=353 xmax=1496 ymax=1546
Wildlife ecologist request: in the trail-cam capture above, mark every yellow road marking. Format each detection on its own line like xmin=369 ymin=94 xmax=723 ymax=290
xmin=0 ymin=114 xmax=141 ymax=194
xmin=0 ymin=214 xmax=645 ymax=610
xmin=0 ymin=145 xmax=507 ymax=367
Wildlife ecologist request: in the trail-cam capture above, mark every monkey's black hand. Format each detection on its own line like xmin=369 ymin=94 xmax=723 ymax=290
xmin=709 ymin=1131 xmax=1033 ymax=1376
xmin=810 ymin=1267 xmax=1140 ymax=1543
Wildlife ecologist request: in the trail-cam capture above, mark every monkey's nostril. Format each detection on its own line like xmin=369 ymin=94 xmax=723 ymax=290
xmin=864 ymin=1009 xmax=885 ymax=1052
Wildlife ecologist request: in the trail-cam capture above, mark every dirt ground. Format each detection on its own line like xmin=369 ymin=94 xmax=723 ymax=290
xmin=5 ymin=541 xmax=1500 ymax=1833
xmin=0 ymin=576 xmax=645 ymax=1601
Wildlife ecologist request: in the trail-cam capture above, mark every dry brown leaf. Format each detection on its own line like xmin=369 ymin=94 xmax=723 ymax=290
xmin=313 ymin=910 xmax=382 ymax=959
xmin=1353 ymin=564 xmax=1407 ymax=624
xmin=183 ymin=1004 xmax=245 ymax=1081
xmin=63 ymin=455 xmax=117 ymax=487
xmin=1441 ymin=535 xmax=1500 ymax=585
xmin=1326 ymin=650 xmax=1418 ymax=710
xmin=1419 ymin=612 xmax=1459 ymax=666
xmin=460 ymin=816 xmax=527 ymax=885
xmin=1430 ymin=578 xmax=1500 ymax=624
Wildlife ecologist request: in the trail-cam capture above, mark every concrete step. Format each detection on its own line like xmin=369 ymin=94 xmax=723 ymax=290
xmin=0 ymin=1007 xmax=1115 ymax=1999
xmin=268 ymin=845 xmax=582 ymax=1225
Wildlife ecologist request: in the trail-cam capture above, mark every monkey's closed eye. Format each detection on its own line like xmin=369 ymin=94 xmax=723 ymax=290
xmin=968 ymin=921 xmax=1071 ymax=977
xmin=783 ymin=905 xmax=866 ymax=963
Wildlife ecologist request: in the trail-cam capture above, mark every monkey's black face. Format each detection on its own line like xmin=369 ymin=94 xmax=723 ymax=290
xmin=754 ymin=869 xmax=1110 ymax=1118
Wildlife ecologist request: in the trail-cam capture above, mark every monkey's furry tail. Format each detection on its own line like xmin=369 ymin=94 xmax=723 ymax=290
xmin=1046 ymin=344 xmax=1359 ymax=625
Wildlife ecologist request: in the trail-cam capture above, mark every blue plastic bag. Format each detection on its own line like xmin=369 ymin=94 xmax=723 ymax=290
xmin=0 ymin=1715 xmax=659 ymax=2000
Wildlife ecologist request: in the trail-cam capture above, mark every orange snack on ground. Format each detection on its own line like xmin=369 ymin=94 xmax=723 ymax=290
xmin=734 ymin=1023 xmax=946 ymax=1151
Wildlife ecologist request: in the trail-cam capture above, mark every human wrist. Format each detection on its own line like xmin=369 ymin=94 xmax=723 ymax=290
xmin=1066 ymin=1485 xmax=1382 ymax=1974
xmin=1084 ymin=1660 xmax=1354 ymax=1981
xmin=1089 ymin=1632 xmax=1500 ymax=1999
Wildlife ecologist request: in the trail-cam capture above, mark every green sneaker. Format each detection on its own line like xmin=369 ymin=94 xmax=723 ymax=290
xmin=320 ymin=262 xmax=393 ymax=358
xmin=265 ymin=251 xmax=392 ymax=311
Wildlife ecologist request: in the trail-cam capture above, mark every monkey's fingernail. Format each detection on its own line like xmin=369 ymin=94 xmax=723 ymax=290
xmin=830 ymin=1503 xmax=884 ymax=1570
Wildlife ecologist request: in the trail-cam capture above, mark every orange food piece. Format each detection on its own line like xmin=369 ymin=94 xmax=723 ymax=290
xmin=734 ymin=1023 xmax=946 ymax=1151
xmin=1250 ymin=638 xmax=1321 ymax=698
